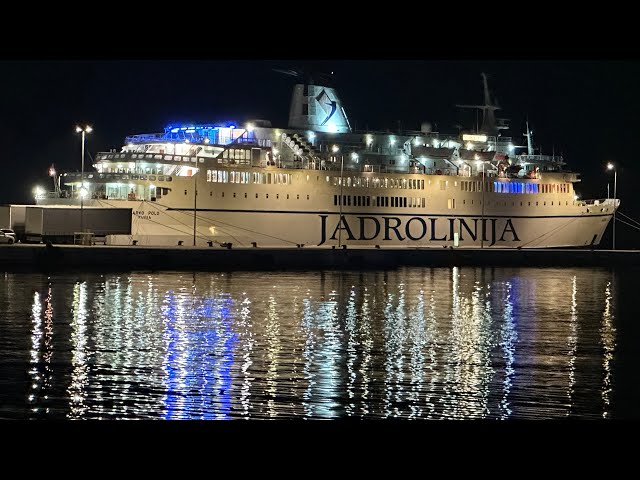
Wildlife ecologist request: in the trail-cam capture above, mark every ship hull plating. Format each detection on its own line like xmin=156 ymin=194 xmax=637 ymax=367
xmin=54 ymin=199 xmax=613 ymax=248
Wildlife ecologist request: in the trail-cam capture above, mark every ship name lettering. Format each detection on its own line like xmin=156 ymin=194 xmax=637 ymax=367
xmin=317 ymin=215 xmax=520 ymax=246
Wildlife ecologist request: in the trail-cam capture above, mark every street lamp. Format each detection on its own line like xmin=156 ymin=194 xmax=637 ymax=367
xmin=193 ymin=147 xmax=198 ymax=246
xmin=76 ymin=125 xmax=92 ymax=234
xmin=476 ymin=157 xmax=485 ymax=248
xmin=607 ymin=162 xmax=617 ymax=250
xmin=332 ymin=145 xmax=344 ymax=248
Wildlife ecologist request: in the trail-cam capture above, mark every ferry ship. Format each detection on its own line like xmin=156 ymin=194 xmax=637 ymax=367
xmin=36 ymin=72 xmax=618 ymax=248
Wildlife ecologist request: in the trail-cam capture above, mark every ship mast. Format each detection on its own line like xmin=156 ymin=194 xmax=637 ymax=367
xmin=456 ymin=72 xmax=501 ymax=136
xmin=524 ymin=119 xmax=534 ymax=155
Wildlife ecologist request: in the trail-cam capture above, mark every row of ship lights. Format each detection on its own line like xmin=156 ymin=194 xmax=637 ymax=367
xmin=34 ymin=124 xmax=616 ymax=203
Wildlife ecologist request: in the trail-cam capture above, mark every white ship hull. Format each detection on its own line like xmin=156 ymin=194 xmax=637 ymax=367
xmin=50 ymin=192 xmax=614 ymax=249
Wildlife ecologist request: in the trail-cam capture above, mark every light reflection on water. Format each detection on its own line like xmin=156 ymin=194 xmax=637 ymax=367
xmin=0 ymin=267 xmax=623 ymax=419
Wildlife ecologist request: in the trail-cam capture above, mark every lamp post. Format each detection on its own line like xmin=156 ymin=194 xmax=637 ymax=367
xmin=332 ymin=145 xmax=344 ymax=248
xmin=193 ymin=148 xmax=198 ymax=246
xmin=607 ymin=162 xmax=617 ymax=250
xmin=476 ymin=155 xmax=485 ymax=249
xmin=76 ymin=125 xmax=92 ymax=235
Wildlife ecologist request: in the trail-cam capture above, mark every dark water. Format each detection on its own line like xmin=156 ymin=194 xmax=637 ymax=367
xmin=1 ymin=267 xmax=639 ymax=420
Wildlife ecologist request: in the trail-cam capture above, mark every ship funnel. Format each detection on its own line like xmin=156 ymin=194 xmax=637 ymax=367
xmin=288 ymin=83 xmax=351 ymax=133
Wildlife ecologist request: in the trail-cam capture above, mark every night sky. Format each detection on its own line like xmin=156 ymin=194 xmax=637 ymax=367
xmin=1 ymin=60 xmax=638 ymax=246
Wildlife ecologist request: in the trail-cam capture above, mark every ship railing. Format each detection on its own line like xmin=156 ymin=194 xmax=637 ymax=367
xmin=62 ymin=171 xmax=174 ymax=182
xmin=95 ymin=151 xmax=206 ymax=164
xmin=576 ymin=198 xmax=614 ymax=206
xmin=125 ymin=133 xmax=165 ymax=143
xmin=518 ymin=154 xmax=565 ymax=164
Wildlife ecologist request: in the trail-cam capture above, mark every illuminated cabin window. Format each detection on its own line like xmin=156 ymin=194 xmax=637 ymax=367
xmin=493 ymin=182 xmax=539 ymax=194
xmin=448 ymin=199 xmax=455 ymax=209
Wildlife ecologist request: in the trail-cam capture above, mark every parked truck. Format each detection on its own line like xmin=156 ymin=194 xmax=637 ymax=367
xmin=0 ymin=205 xmax=28 ymax=242
xmin=24 ymin=206 xmax=132 ymax=244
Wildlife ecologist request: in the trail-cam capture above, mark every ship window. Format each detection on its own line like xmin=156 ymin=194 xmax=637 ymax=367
xmin=551 ymin=201 xmax=554 ymax=205
xmin=302 ymin=104 xmax=309 ymax=115
xmin=276 ymin=194 xmax=279 ymax=199
xmin=307 ymin=195 xmax=310 ymax=200
xmin=222 ymin=192 xmax=225 ymax=197
xmin=256 ymin=193 xmax=259 ymax=198
xmin=210 ymin=191 xmax=213 ymax=196
xmin=543 ymin=201 xmax=546 ymax=206
xmin=463 ymin=199 xmax=466 ymax=205
xmin=245 ymin=193 xmax=247 ymax=198
xmin=421 ymin=198 xmax=425 ymax=208
xmin=184 ymin=190 xmax=187 ymax=195
xmin=520 ymin=201 xmax=523 ymax=206
xmin=334 ymin=195 xmax=338 ymax=206
xmin=448 ymin=199 xmax=456 ymax=209
xmin=297 ymin=194 xmax=300 ymax=200
xmin=536 ymin=201 xmax=539 ymax=206
xmin=233 ymin=193 xmax=236 ymax=198
xmin=287 ymin=194 xmax=290 ymax=199
xmin=403 ymin=197 xmax=407 ymax=207
xmin=385 ymin=197 xmax=389 ymax=207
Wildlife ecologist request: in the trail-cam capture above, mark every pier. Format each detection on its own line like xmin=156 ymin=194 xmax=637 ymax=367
xmin=2 ymin=244 xmax=640 ymax=271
